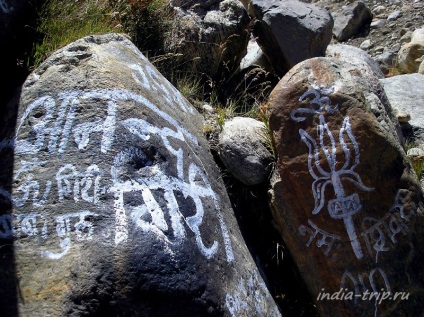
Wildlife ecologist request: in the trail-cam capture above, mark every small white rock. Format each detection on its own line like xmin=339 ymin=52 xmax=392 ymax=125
xmin=371 ymin=19 xmax=385 ymax=28
xmin=387 ymin=10 xmax=402 ymax=21
xmin=360 ymin=39 xmax=373 ymax=50
xmin=202 ymin=104 xmax=214 ymax=114
xmin=372 ymin=5 xmax=386 ymax=15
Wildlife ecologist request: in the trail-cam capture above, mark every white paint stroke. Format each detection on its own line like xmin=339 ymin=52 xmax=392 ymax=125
xmin=7 ymin=88 xmax=198 ymax=157
xmin=129 ymin=63 xmax=194 ymax=114
xmin=110 ymin=147 xmax=234 ymax=261
xmin=42 ymin=210 xmax=98 ymax=260
xmin=300 ymin=114 xmax=373 ymax=259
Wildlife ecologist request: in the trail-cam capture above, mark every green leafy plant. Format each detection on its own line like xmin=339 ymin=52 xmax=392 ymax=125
xmin=175 ymin=74 xmax=203 ymax=104
xmin=214 ymin=98 xmax=241 ymax=131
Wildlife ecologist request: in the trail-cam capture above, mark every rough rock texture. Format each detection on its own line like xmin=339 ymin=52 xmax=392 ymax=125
xmin=374 ymin=50 xmax=398 ymax=75
xmin=218 ymin=117 xmax=273 ymax=185
xmin=0 ymin=34 xmax=281 ymax=317
xmin=397 ymin=42 xmax=424 ymax=73
xmin=250 ymin=0 xmax=333 ymax=76
xmin=332 ymin=1 xmax=373 ymax=42
xmin=326 ymin=44 xmax=385 ymax=78
xmin=380 ymin=73 xmax=424 ymax=145
xmin=397 ymin=28 xmax=424 ymax=74
xmin=411 ymin=27 xmax=424 ymax=43
xmin=166 ymin=0 xmax=250 ymax=79
xmin=268 ymin=57 xmax=424 ymax=317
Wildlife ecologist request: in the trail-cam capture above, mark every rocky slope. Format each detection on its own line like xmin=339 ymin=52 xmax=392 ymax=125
xmin=318 ymin=0 xmax=424 ymax=73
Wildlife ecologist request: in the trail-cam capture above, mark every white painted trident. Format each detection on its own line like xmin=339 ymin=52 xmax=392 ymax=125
xmin=299 ymin=114 xmax=373 ymax=259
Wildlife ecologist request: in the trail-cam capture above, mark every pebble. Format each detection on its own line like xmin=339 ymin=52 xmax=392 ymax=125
xmin=373 ymin=5 xmax=386 ymax=15
xmin=360 ymin=39 xmax=373 ymax=50
xmin=202 ymin=104 xmax=214 ymax=114
xmin=371 ymin=19 xmax=386 ymax=28
xmin=387 ymin=10 xmax=403 ymax=21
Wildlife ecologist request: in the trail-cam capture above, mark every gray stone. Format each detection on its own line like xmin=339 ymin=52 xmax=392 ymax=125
xmin=360 ymin=39 xmax=373 ymax=50
xmin=381 ymin=73 xmax=424 ymax=131
xmin=372 ymin=5 xmax=386 ymax=15
xmin=0 ymin=34 xmax=281 ymax=317
xmin=202 ymin=103 xmax=214 ymax=113
xmin=370 ymin=19 xmax=385 ymax=28
xmin=333 ymin=1 xmax=373 ymax=41
xmin=376 ymin=52 xmax=396 ymax=66
xmin=240 ymin=38 xmax=273 ymax=72
xmin=166 ymin=0 xmax=250 ymax=79
xmin=218 ymin=117 xmax=273 ymax=185
xmin=250 ymin=0 xmax=333 ymax=76
xmin=420 ymin=59 xmax=424 ymax=74
xmin=326 ymin=44 xmax=385 ymax=78
xmin=387 ymin=10 xmax=402 ymax=21
xmin=375 ymin=50 xmax=398 ymax=74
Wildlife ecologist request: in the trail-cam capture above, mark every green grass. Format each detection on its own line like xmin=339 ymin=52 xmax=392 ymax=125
xmin=31 ymin=0 xmax=116 ymax=69
xmin=175 ymin=74 xmax=203 ymax=104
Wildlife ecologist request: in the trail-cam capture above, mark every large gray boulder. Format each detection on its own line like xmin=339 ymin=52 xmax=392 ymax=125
xmin=326 ymin=44 xmax=385 ymax=78
xmin=166 ymin=0 xmax=250 ymax=79
xmin=250 ymin=0 xmax=333 ymax=76
xmin=0 ymin=33 xmax=281 ymax=317
xmin=218 ymin=117 xmax=273 ymax=185
xmin=380 ymin=73 xmax=424 ymax=143
xmin=332 ymin=1 xmax=373 ymax=42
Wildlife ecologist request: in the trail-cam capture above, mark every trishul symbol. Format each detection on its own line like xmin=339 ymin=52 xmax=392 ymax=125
xmin=300 ymin=115 xmax=373 ymax=259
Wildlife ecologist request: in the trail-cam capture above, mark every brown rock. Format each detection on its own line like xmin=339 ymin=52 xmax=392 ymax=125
xmin=268 ymin=57 xmax=424 ymax=316
xmin=397 ymin=42 xmax=424 ymax=73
